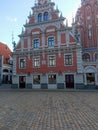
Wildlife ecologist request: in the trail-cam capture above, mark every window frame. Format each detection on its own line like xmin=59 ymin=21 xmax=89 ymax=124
xmin=38 ymin=13 xmax=42 ymax=23
xmin=44 ymin=12 xmax=48 ymax=21
xmin=33 ymin=75 xmax=40 ymax=84
xmin=82 ymin=53 xmax=90 ymax=62
xmin=19 ymin=58 xmax=26 ymax=69
xmin=33 ymin=38 xmax=39 ymax=49
xmin=48 ymin=36 xmax=55 ymax=47
xmin=64 ymin=54 xmax=73 ymax=66
xmin=48 ymin=55 xmax=56 ymax=67
xmin=48 ymin=74 xmax=56 ymax=84
xmin=95 ymin=53 xmax=98 ymax=61
xmin=33 ymin=56 xmax=40 ymax=68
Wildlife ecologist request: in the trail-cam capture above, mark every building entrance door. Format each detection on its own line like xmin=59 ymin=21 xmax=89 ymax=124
xmin=3 ymin=75 xmax=8 ymax=84
xmin=19 ymin=76 xmax=26 ymax=88
xmin=65 ymin=75 xmax=74 ymax=88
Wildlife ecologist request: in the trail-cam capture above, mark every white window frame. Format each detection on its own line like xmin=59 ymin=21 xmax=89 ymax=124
xmin=33 ymin=56 xmax=40 ymax=68
xmin=48 ymin=55 xmax=56 ymax=67
xmin=19 ymin=57 xmax=26 ymax=69
xmin=33 ymin=38 xmax=40 ymax=49
xmin=64 ymin=53 xmax=73 ymax=66
xmin=47 ymin=36 xmax=55 ymax=47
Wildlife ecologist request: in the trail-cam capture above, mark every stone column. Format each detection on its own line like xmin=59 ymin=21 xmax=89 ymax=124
xmin=13 ymin=55 xmax=16 ymax=75
xmin=28 ymin=36 xmax=31 ymax=51
xmin=66 ymin=29 xmax=69 ymax=46
xmin=27 ymin=36 xmax=31 ymax=59
xmin=76 ymin=49 xmax=83 ymax=73
xmin=57 ymin=30 xmax=61 ymax=57
xmin=42 ymin=31 xmax=45 ymax=48
xmin=42 ymin=31 xmax=45 ymax=60
xmin=84 ymin=73 xmax=87 ymax=85
xmin=57 ymin=30 xmax=61 ymax=47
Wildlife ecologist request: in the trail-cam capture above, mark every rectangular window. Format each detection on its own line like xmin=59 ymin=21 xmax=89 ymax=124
xmin=48 ymin=37 xmax=54 ymax=47
xmin=65 ymin=54 xmax=72 ymax=65
xmin=33 ymin=75 xmax=40 ymax=84
xmin=48 ymin=74 xmax=56 ymax=84
xmin=86 ymin=73 xmax=95 ymax=85
xmin=48 ymin=55 xmax=56 ymax=67
xmin=33 ymin=57 xmax=40 ymax=68
xmin=19 ymin=58 xmax=26 ymax=68
xmin=33 ymin=39 xmax=39 ymax=49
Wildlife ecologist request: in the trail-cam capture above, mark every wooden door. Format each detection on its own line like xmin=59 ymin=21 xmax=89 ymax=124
xmin=19 ymin=76 xmax=26 ymax=88
xmin=65 ymin=75 xmax=74 ymax=88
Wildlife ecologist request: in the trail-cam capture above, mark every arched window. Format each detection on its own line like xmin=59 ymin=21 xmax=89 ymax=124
xmin=38 ymin=13 xmax=42 ymax=22
xmin=95 ymin=53 xmax=98 ymax=61
xmin=44 ymin=12 xmax=48 ymax=21
xmin=82 ymin=53 xmax=90 ymax=62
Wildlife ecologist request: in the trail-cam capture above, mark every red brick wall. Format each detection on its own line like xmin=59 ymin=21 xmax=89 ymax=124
xmin=16 ymin=51 xmax=77 ymax=74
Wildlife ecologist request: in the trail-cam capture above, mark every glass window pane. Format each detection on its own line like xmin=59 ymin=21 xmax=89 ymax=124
xmin=20 ymin=59 xmax=26 ymax=68
xmin=48 ymin=37 xmax=54 ymax=47
xmin=86 ymin=73 xmax=95 ymax=85
xmin=95 ymin=53 xmax=98 ymax=61
xmin=82 ymin=53 xmax=90 ymax=62
xmin=44 ymin=12 xmax=48 ymax=21
xmin=33 ymin=57 xmax=40 ymax=67
xmin=33 ymin=75 xmax=40 ymax=84
xmin=48 ymin=74 xmax=56 ymax=84
xmin=49 ymin=56 xmax=56 ymax=66
xmin=65 ymin=55 xmax=72 ymax=65
xmin=33 ymin=39 xmax=39 ymax=49
xmin=38 ymin=13 xmax=42 ymax=22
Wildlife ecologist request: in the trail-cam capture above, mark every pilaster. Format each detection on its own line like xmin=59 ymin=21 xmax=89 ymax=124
xmin=66 ymin=30 xmax=69 ymax=46
xmin=76 ymin=48 xmax=83 ymax=73
xmin=13 ymin=55 xmax=16 ymax=75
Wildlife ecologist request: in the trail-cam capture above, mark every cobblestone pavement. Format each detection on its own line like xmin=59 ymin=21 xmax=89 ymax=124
xmin=0 ymin=91 xmax=98 ymax=130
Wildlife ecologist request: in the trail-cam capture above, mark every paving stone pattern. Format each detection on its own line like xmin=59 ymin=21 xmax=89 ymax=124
xmin=0 ymin=91 xmax=98 ymax=130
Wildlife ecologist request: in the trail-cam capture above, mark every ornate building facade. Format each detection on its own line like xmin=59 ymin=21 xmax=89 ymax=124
xmin=0 ymin=42 xmax=12 ymax=85
xmin=12 ymin=0 xmax=82 ymax=89
xmin=73 ymin=0 xmax=98 ymax=88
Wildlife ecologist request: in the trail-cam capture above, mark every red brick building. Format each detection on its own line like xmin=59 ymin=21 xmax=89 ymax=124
xmin=0 ymin=42 xmax=12 ymax=84
xmin=73 ymin=0 xmax=98 ymax=88
xmin=12 ymin=0 xmax=82 ymax=89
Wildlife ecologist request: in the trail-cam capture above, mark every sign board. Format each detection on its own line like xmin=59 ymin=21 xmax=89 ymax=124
xmin=83 ymin=47 xmax=97 ymax=52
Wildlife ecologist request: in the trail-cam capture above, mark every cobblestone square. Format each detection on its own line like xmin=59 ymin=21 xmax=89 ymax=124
xmin=0 ymin=91 xmax=98 ymax=130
